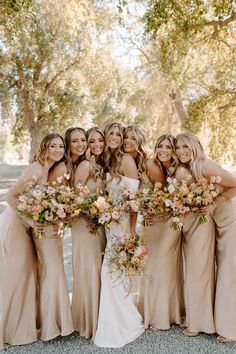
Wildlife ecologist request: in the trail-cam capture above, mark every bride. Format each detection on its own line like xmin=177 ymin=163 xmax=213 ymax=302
xmin=94 ymin=121 xmax=144 ymax=348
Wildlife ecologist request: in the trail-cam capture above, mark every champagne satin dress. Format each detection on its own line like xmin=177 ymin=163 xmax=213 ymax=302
xmin=0 ymin=208 xmax=37 ymax=350
xmin=33 ymin=225 xmax=73 ymax=341
xmin=182 ymin=212 xmax=215 ymax=334
xmin=138 ymin=217 xmax=184 ymax=330
xmin=213 ymin=199 xmax=236 ymax=340
xmin=71 ymin=177 xmax=106 ymax=339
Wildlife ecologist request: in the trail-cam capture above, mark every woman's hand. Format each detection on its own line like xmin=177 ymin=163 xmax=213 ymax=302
xmin=143 ymin=213 xmax=153 ymax=226
xmin=197 ymin=204 xmax=215 ymax=215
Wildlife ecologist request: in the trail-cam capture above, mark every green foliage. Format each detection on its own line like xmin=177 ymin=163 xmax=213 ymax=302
xmin=141 ymin=0 xmax=236 ymax=162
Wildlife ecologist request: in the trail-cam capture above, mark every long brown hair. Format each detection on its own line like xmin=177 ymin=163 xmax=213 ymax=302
xmin=64 ymin=127 xmax=87 ymax=185
xmin=103 ymin=121 xmax=124 ymax=178
xmin=153 ymin=134 xmax=178 ymax=177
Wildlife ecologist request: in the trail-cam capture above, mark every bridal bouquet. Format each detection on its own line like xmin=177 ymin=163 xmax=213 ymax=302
xmin=105 ymin=233 xmax=148 ymax=293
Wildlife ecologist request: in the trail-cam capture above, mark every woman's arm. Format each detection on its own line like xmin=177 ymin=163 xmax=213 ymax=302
xmin=203 ymin=160 xmax=236 ymax=187
xmin=4 ymin=162 xmax=43 ymax=210
xmin=203 ymin=160 xmax=236 ymax=203
xmin=48 ymin=162 xmax=67 ymax=186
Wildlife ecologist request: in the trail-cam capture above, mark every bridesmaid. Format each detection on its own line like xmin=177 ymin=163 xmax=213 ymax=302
xmin=138 ymin=134 xmax=185 ymax=331
xmin=31 ymin=134 xmax=74 ymax=341
xmin=71 ymin=126 xmax=106 ymax=339
xmin=0 ymin=133 xmax=62 ymax=349
xmin=94 ymin=121 xmax=144 ymax=348
xmin=175 ymin=132 xmax=236 ymax=342
xmin=49 ymin=127 xmax=87 ymax=186
xmin=174 ymin=132 xmax=216 ymax=337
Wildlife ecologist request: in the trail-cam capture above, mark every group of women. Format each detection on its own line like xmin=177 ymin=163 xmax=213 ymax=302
xmin=0 ymin=121 xmax=236 ymax=351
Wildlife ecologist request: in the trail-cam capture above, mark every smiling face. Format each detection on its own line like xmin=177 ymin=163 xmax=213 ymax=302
xmin=106 ymin=126 xmax=122 ymax=150
xmin=88 ymin=131 xmax=104 ymax=157
xmin=175 ymin=138 xmax=192 ymax=164
xmin=123 ymin=129 xmax=138 ymax=157
xmin=47 ymin=137 xmax=64 ymax=163
xmin=156 ymin=138 xmax=173 ymax=164
xmin=70 ymin=130 xmax=87 ymax=160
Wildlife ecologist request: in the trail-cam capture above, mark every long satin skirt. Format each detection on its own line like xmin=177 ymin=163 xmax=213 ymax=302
xmin=138 ymin=218 xmax=185 ymax=329
xmin=182 ymin=212 xmax=215 ymax=334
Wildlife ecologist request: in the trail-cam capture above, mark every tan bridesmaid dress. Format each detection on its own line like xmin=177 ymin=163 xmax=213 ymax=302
xmin=182 ymin=212 xmax=215 ymax=334
xmin=138 ymin=217 xmax=184 ymax=330
xmin=71 ymin=177 xmax=106 ymax=339
xmin=0 ymin=208 xmax=37 ymax=350
xmin=213 ymin=200 xmax=236 ymax=340
xmin=33 ymin=224 xmax=73 ymax=341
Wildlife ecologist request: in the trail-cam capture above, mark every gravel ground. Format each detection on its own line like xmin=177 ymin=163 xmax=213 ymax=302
xmin=1 ymin=163 xmax=236 ymax=353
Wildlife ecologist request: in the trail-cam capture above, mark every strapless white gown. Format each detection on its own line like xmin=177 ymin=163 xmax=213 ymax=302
xmin=94 ymin=175 xmax=144 ymax=348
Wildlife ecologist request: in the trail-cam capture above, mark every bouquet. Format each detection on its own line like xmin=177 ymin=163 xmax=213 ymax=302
xmin=17 ymin=174 xmax=86 ymax=238
xmin=17 ymin=182 xmax=68 ymax=238
xmin=105 ymin=233 xmax=148 ymax=293
xmin=166 ymin=176 xmax=222 ymax=229
xmin=78 ymin=192 xmax=122 ymax=235
xmin=136 ymin=182 xmax=172 ymax=226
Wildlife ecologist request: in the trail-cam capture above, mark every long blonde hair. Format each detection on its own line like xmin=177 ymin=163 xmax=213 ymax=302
xmin=175 ymin=132 xmax=207 ymax=180
xmin=123 ymin=125 xmax=149 ymax=182
xmin=32 ymin=133 xmax=64 ymax=166
xmin=103 ymin=121 xmax=124 ymax=179
xmin=86 ymin=126 xmax=104 ymax=180
xmin=154 ymin=134 xmax=178 ymax=177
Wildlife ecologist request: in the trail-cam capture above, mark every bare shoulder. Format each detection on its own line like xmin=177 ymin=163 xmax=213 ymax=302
xmin=203 ymin=159 xmax=222 ymax=175
xmin=74 ymin=160 xmax=92 ymax=186
xmin=146 ymin=159 xmax=164 ymax=184
xmin=146 ymin=158 xmax=160 ymax=172
xmin=21 ymin=161 xmax=43 ymax=181
xmin=121 ymin=154 xmax=136 ymax=165
xmin=120 ymin=154 xmax=138 ymax=179
xmin=120 ymin=154 xmax=137 ymax=170
xmin=75 ymin=160 xmax=92 ymax=172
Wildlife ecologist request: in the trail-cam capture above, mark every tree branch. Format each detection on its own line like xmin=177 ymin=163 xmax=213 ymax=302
xmin=44 ymin=56 xmax=82 ymax=94
xmin=190 ymin=13 xmax=236 ymax=30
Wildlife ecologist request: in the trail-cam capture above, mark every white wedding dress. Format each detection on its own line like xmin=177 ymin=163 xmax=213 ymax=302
xmin=94 ymin=175 xmax=144 ymax=348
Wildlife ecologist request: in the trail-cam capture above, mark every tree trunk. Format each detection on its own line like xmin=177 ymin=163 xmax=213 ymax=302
xmin=29 ymin=125 xmax=42 ymax=161
xmin=169 ymin=89 xmax=186 ymax=122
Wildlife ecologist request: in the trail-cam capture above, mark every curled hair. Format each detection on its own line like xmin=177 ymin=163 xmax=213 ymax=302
xmin=63 ymin=127 xmax=87 ymax=186
xmin=175 ymin=132 xmax=207 ymax=180
xmin=103 ymin=121 xmax=125 ymax=179
xmin=153 ymin=134 xmax=178 ymax=177
xmin=31 ymin=133 xmax=64 ymax=166
xmin=86 ymin=126 xmax=104 ymax=180
xmin=123 ymin=125 xmax=149 ymax=183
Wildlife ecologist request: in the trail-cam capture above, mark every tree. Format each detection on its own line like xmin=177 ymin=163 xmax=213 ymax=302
xmin=142 ymin=0 xmax=236 ymax=162
xmin=0 ymin=0 xmax=120 ymax=158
